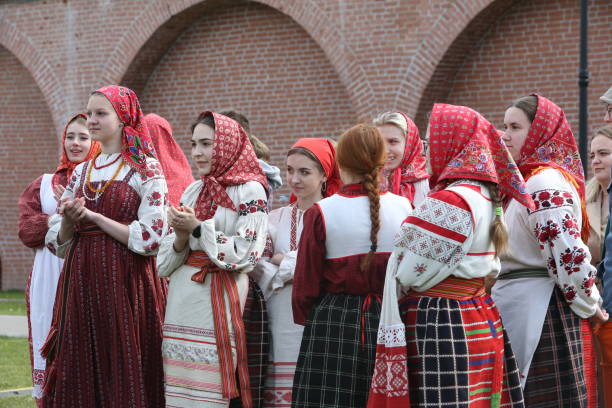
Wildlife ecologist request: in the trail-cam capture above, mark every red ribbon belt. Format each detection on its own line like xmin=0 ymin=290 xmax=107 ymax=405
xmin=404 ymin=276 xmax=485 ymax=301
xmin=186 ymin=251 xmax=252 ymax=407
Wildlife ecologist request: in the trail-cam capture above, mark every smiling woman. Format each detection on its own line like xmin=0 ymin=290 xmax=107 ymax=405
xmin=17 ymin=113 xmax=98 ymax=402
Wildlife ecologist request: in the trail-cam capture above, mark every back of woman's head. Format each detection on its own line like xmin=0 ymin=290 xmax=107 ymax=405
xmin=336 ymin=124 xmax=386 ymax=177
xmin=336 ymin=124 xmax=386 ymax=271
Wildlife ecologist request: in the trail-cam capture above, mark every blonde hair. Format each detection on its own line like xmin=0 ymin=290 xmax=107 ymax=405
xmin=373 ymin=112 xmax=408 ymax=135
xmin=586 ymin=126 xmax=612 ymax=203
xmin=249 ymin=134 xmax=271 ymax=162
xmin=486 ymin=183 xmax=509 ymax=256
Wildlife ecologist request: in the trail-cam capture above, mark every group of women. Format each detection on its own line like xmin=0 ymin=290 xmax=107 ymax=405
xmin=17 ymin=83 xmax=612 ymax=408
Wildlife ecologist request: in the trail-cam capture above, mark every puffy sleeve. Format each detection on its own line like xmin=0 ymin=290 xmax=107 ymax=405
xmin=392 ymin=190 xmax=475 ymax=292
xmin=292 ymin=204 xmax=326 ymax=326
xmin=190 ymin=181 xmax=268 ymax=273
xmin=18 ymin=175 xmax=49 ymax=248
xmin=128 ymin=160 xmax=169 ymax=256
xmin=251 ymin=209 xmax=282 ymax=300
xmin=527 ymin=174 xmax=600 ymax=318
xmin=45 ymin=165 xmax=81 ymax=258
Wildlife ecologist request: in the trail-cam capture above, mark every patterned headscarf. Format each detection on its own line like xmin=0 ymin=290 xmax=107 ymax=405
xmin=194 ymin=112 xmax=269 ymax=219
xmin=516 ymin=94 xmax=585 ymax=198
xmin=55 ymin=113 xmax=100 ymax=181
xmin=143 ymin=113 xmax=194 ymax=207
xmin=94 ymin=85 xmax=156 ymax=171
xmin=515 ymin=94 xmax=588 ymax=240
xmin=380 ymin=112 xmax=429 ymax=201
xmin=429 ymin=103 xmax=534 ymax=209
xmin=289 ymin=138 xmax=342 ymax=202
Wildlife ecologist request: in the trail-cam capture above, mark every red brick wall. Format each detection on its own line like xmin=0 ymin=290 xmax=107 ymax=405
xmin=136 ymin=2 xmax=357 ymax=202
xmin=0 ymin=46 xmax=57 ymax=290
xmin=436 ymin=0 xmax=612 ymax=143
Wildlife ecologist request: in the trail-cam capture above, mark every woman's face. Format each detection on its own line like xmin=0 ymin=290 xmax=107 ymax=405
xmin=86 ymin=94 xmax=123 ymax=145
xmin=191 ymin=123 xmax=215 ymax=177
xmin=590 ymin=134 xmax=612 ymax=187
xmin=378 ymin=124 xmax=406 ymax=170
xmin=502 ymin=107 xmax=531 ymax=161
xmin=64 ymin=120 xmax=92 ymax=163
xmin=286 ymin=152 xmax=326 ymax=200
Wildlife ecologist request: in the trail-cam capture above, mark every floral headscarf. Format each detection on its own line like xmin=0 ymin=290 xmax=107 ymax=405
xmin=194 ymin=112 xmax=269 ymax=219
xmin=429 ymin=103 xmax=534 ymax=209
xmin=94 ymin=85 xmax=156 ymax=171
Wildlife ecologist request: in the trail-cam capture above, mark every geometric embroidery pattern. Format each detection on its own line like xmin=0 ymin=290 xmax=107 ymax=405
xmin=414 ymin=197 xmax=472 ymax=236
xmin=396 ymin=226 xmax=465 ymax=266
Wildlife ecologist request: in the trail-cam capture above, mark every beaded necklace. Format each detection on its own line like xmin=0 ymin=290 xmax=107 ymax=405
xmin=82 ymin=153 xmax=125 ymax=201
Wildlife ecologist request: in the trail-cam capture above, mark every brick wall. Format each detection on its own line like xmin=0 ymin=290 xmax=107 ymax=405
xmin=0 ymin=46 xmax=57 ymax=290
xmin=0 ymin=0 xmax=611 ymax=288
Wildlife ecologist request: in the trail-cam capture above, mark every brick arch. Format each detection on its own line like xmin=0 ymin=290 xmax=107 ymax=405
xmin=0 ymin=44 xmax=57 ymax=289
xmin=396 ymin=0 xmax=519 ymax=122
xmin=0 ymin=15 xmax=67 ymax=132
xmin=100 ymin=0 xmax=373 ymax=117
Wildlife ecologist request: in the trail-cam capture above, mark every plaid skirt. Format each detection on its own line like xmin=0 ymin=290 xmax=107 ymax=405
xmin=230 ymin=277 xmax=270 ymax=408
xmin=523 ymin=287 xmax=587 ymax=407
xmin=399 ymin=294 xmax=525 ymax=407
xmin=291 ymin=293 xmax=381 ymax=408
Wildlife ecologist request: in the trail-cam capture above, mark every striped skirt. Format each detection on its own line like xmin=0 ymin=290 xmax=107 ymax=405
xmin=399 ymin=294 xmax=525 ymax=407
xmin=523 ymin=287 xmax=588 ymax=407
xmin=291 ymin=293 xmax=381 ymax=408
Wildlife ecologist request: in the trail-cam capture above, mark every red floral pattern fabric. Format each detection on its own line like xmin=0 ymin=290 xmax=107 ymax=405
xmin=95 ymin=85 xmax=156 ymax=171
xmin=429 ymin=104 xmax=534 ymax=210
xmin=194 ymin=111 xmax=268 ymax=219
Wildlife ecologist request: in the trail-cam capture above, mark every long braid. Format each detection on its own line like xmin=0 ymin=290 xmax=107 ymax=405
xmin=488 ymin=182 xmax=509 ymax=256
xmin=361 ymin=167 xmax=381 ymax=272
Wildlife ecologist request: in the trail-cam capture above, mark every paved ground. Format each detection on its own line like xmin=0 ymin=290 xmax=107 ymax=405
xmin=0 ymin=315 xmax=28 ymax=337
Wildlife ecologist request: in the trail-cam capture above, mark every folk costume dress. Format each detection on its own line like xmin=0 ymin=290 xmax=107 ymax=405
xmin=491 ymin=95 xmax=601 ymax=407
xmin=252 ymin=138 xmax=342 ymax=407
xmin=42 ymin=86 xmax=168 ymax=407
xmin=158 ymin=112 xmax=269 ymax=408
xmin=380 ymin=111 xmax=430 ymax=207
xmin=368 ymin=104 xmax=529 ymax=407
xmin=17 ymin=113 xmax=99 ymax=399
xmin=291 ymin=183 xmax=412 ymax=408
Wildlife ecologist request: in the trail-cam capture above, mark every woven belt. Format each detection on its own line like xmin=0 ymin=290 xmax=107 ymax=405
xmin=497 ymin=268 xmax=549 ymax=280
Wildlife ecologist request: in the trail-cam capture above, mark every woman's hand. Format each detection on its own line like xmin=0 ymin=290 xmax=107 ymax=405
xmin=169 ymin=206 xmax=200 ymax=235
xmin=270 ymin=253 xmax=285 ymax=265
xmin=590 ymin=307 xmax=610 ymax=325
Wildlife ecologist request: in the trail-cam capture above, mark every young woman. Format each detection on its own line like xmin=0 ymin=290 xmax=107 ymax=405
xmin=157 ymin=111 xmax=269 ymax=408
xmin=42 ymin=85 xmax=168 ymax=407
xmin=144 ymin=113 xmax=195 ymax=207
xmin=493 ymin=94 xmax=607 ymax=407
xmin=291 ymin=124 xmax=412 ymax=407
xmin=368 ymin=103 xmax=528 ymax=407
xmin=253 ymin=138 xmax=341 ymax=407
xmin=18 ymin=113 xmax=99 ymax=403
xmin=586 ymin=126 xmax=612 ymax=266
xmin=373 ymin=111 xmax=430 ymax=207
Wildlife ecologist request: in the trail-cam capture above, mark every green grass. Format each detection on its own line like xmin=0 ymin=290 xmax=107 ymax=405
xmin=0 ymin=290 xmax=26 ymax=316
xmin=0 ymin=337 xmax=31 ymax=390
xmin=0 ymin=395 xmax=35 ymax=408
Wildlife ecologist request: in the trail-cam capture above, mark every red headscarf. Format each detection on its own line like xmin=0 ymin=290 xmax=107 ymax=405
xmin=289 ymin=138 xmax=342 ymax=202
xmin=194 ymin=112 xmax=269 ymax=219
xmin=515 ymin=94 xmax=588 ymax=240
xmin=429 ymin=103 xmax=534 ymax=209
xmin=143 ymin=113 xmax=194 ymax=207
xmin=94 ymin=85 xmax=156 ymax=171
xmin=54 ymin=113 xmax=100 ymax=184
xmin=380 ymin=112 xmax=429 ymax=202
